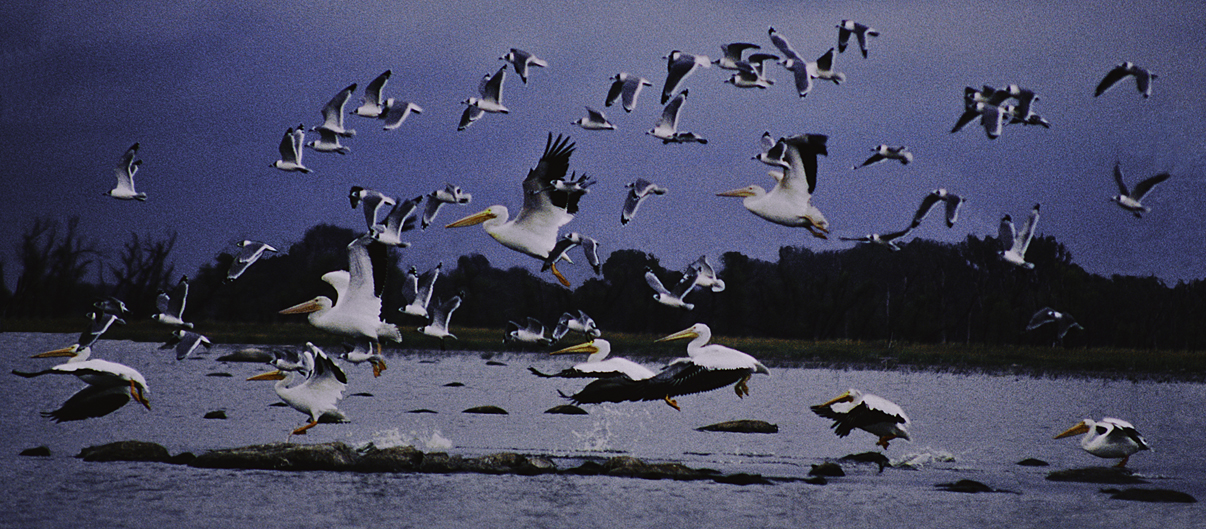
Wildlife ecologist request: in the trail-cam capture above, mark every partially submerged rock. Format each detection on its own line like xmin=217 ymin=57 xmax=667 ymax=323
xmin=809 ymin=462 xmax=845 ymax=477
xmin=190 ymin=442 xmax=359 ymax=471
xmin=205 ymin=372 xmax=233 ymax=378
xmin=1017 ymin=458 xmax=1049 ymax=467
xmin=203 ymin=410 xmax=227 ymax=419
xmin=567 ymin=456 xmax=719 ymax=481
xmin=840 ymin=452 xmax=890 ymax=472
xmin=20 ymin=446 xmax=50 ymax=457
xmin=545 ymin=404 xmax=587 ymax=415
xmin=935 ymin=479 xmax=1017 ymax=494
xmin=77 ymin=441 xmax=172 ymax=463
xmin=463 ymin=406 xmax=507 ymax=415
xmin=1101 ymin=487 xmax=1197 ymax=503
xmin=696 ymin=420 xmax=778 ymax=434
xmin=1046 ymin=467 xmax=1148 ymax=484
xmin=216 ymin=348 xmax=274 ymax=363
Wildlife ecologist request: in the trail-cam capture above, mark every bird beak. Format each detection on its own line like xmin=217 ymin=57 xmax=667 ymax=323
xmin=817 ymin=390 xmax=855 ymax=408
xmin=130 ymin=380 xmax=151 ymax=410
xmin=279 ymin=299 xmax=323 ymax=315
xmin=1054 ymin=421 xmax=1090 ymax=439
xmin=445 ymin=209 xmax=496 ymax=228
xmin=716 ymin=187 xmax=755 ymax=197
xmin=247 ymin=370 xmax=286 ymax=381
xmin=655 ymin=328 xmax=699 ymax=343
xmin=551 ymin=341 xmax=598 ymax=355
xmin=31 ymin=346 xmax=79 ymax=358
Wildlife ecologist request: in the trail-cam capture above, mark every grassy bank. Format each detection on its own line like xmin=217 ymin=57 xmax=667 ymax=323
xmin=5 ymin=318 xmax=1204 ymax=381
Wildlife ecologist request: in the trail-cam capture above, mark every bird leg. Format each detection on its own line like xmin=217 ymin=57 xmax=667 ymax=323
xmin=662 ymin=395 xmax=681 ymax=411
xmin=550 ymin=261 xmax=571 ymax=287
xmin=733 ymin=374 xmax=752 ymax=398
xmin=292 ymin=420 xmax=319 ymax=436
xmin=370 ymin=358 xmax=386 ymax=377
xmin=1114 ymin=455 xmax=1130 ymax=468
xmin=876 ymin=435 xmax=898 ymax=449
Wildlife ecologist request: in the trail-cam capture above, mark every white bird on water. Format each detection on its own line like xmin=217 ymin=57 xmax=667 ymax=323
xmin=271 ymin=124 xmax=311 ymax=173
xmin=1110 ymin=161 xmax=1169 ymax=218
xmin=248 ymin=343 xmax=347 ymax=435
xmin=1055 ymin=417 xmax=1151 ymax=467
xmin=717 ymin=133 xmax=830 ymax=238
xmin=605 ymin=72 xmax=652 ymax=113
xmin=999 ymin=204 xmax=1040 ymax=269
xmin=812 ymin=388 xmax=911 ymax=449
xmin=106 ymin=142 xmax=146 ymax=201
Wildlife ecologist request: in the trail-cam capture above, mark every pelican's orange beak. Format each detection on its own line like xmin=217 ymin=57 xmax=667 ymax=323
xmin=445 ymin=209 xmax=496 ymax=228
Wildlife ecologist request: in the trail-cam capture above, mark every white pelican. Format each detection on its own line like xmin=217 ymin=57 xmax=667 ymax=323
xmin=380 ymin=98 xmax=423 ymax=130
xmin=446 ymin=134 xmax=592 ymax=286
xmin=660 ymin=50 xmax=710 ymax=104
xmin=645 ymin=267 xmax=699 ymax=310
xmin=305 ymin=127 xmax=350 ymax=155
xmin=1110 ymin=162 xmax=1169 ymax=218
xmin=839 ymin=227 xmax=913 ymax=252
xmin=552 ymin=310 xmax=601 ymax=342
xmin=1095 ymin=62 xmax=1156 ymax=99
xmin=605 ymin=72 xmax=652 ymax=113
xmin=418 ymin=295 xmax=463 ymax=342
xmin=648 ymin=323 xmax=770 ymax=410
xmin=13 ymin=359 xmax=150 ymax=422
xmin=621 ymin=178 xmax=667 ymax=225
xmin=909 ymin=188 xmax=965 ymax=229
xmin=999 ymin=204 xmax=1040 ymax=269
xmin=718 ymin=133 xmax=830 ymax=238
xmin=312 ymin=83 xmax=357 ymax=137
xmin=714 ymin=42 xmax=761 ymax=70
xmin=531 ymin=339 xmax=655 ymax=380
xmin=41 ymin=310 xmax=125 ymax=356
xmin=836 ymin=20 xmax=879 ymax=58
xmin=500 ymin=48 xmax=547 ymax=84
xmin=248 ymin=343 xmax=347 ymax=435
xmin=271 ymin=124 xmax=311 ymax=173
xmin=1026 ymin=307 xmax=1083 ymax=343
xmin=400 ymin=263 xmax=441 ymax=319
xmin=226 ymin=240 xmax=277 ymax=282
xmin=811 ymin=388 xmax=911 ymax=449
xmin=352 ymin=70 xmax=391 ymax=118
xmin=338 ymin=338 xmax=386 ymax=377
xmin=422 ymin=184 xmax=472 ymax=229
xmin=153 ymin=276 xmax=193 ymax=329
xmin=279 ymin=235 xmax=402 ymax=356
xmin=853 ymin=145 xmax=912 ymax=170
xmin=160 ymin=329 xmax=211 ymax=360
xmin=505 ymin=317 xmax=553 ymax=345
xmin=572 ymin=106 xmax=615 ymax=131
xmin=372 ymin=195 xmax=422 ymax=247
xmin=1055 ymin=417 xmax=1151 ymax=467
xmin=106 ymin=142 xmax=146 ymax=201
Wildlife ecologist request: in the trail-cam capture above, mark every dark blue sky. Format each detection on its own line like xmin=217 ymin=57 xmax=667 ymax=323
xmin=3 ymin=0 xmax=1205 ymax=291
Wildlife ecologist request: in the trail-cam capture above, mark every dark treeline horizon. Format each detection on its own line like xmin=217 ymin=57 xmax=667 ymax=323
xmin=4 ymin=217 xmax=1205 ymax=351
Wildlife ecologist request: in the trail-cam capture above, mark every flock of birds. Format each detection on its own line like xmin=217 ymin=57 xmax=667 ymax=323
xmin=16 ymin=18 xmax=1171 ymax=468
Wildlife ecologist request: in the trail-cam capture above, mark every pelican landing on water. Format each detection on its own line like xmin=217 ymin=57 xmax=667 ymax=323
xmin=1055 ymin=417 xmax=1151 ymax=468
xmin=811 ymin=388 xmax=911 ymax=449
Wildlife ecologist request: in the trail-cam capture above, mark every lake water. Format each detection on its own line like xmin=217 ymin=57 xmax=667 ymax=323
xmin=2 ymin=332 xmax=1202 ymax=528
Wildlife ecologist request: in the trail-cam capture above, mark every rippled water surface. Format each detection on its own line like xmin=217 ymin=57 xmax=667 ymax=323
xmin=2 ymin=333 xmax=1202 ymax=528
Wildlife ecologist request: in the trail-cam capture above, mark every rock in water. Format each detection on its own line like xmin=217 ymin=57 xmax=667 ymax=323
xmin=463 ymin=406 xmax=508 ymax=414
xmin=77 ymin=441 xmax=172 ymax=463
xmin=203 ymin=410 xmax=228 ymax=419
xmin=1102 ymin=488 xmax=1197 ymax=503
xmin=696 ymin=420 xmax=778 ymax=433
xmin=545 ymin=404 xmax=588 ymax=415
xmin=1017 ymin=458 xmax=1049 ymax=466
xmin=20 ymin=446 xmax=51 ymax=457
xmin=1046 ymin=467 xmax=1148 ymax=484
xmin=809 ymin=462 xmax=845 ymax=477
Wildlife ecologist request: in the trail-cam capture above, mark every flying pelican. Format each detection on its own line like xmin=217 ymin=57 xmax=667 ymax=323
xmin=380 ymin=98 xmax=423 ymax=130
xmin=400 ymin=263 xmax=441 ymax=319
xmin=13 ymin=359 xmax=150 ymax=422
xmin=248 ymin=343 xmax=347 ymax=435
xmin=338 ymin=338 xmax=386 ymax=377
xmin=106 ymin=142 xmax=146 ymax=201
xmin=853 ymin=145 xmax=912 ymax=169
xmin=714 ymin=42 xmax=761 ymax=70
xmin=446 ymin=134 xmax=592 ymax=286
xmin=909 ymin=188 xmax=965 ymax=229
xmin=372 ymin=195 xmax=422 ymax=247
xmin=811 ymin=388 xmax=911 ymax=449
xmin=839 ymin=227 xmax=913 ymax=251
xmin=622 ymin=179 xmax=668 ymax=225
xmin=645 ymin=267 xmax=699 ymax=310
xmin=572 ymin=106 xmax=615 ymax=131
xmin=352 ymin=70 xmax=391 ymax=118
xmin=417 ymin=295 xmax=463 ymax=343
xmin=530 ymin=339 xmax=655 ymax=380
xmin=836 ymin=20 xmax=879 ymax=58
xmin=505 ymin=317 xmax=554 ymax=345
xmin=1000 ymin=204 xmax=1040 ymax=269
xmin=1026 ymin=307 xmax=1084 ymax=344
xmin=279 ymin=235 xmax=402 ymax=355
xmin=153 ymin=276 xmax=193 ymax=329
xmin=159 ymin=329 xmax=211 ymax=360
xmin=313 ymin=83 xmax=357 ymax=137
xmin=271 ymin=124 xmax=311 ymax=173
xmin=1055 ymin=417 xmax=1151 ymax=467
xmin=1110 ymin=162 xmax=1169 ymax=218
xmin=605 ymin=72 xmax=652 ymax=113
xmin=1095 ymin=62 xmax=1157 ymax=99
xmin=39 ymin=310 xmax=125 ymax=358
xmin=718 ymin=133 xmax=830 ymax=238
xmin=660 ymin=50 xmax=710 ymax=104
xmin=552 ymin=310 xmax=601 ymax=342
xmin=226 ymin=240 xmax=277 ymax=282
xmin=500 ymin=48 xmax=547 ymax=84
xmin=421 ymin=184 xmax=473 ymax=229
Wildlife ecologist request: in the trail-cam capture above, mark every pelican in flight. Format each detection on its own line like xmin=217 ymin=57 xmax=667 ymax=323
xmin=400 ymin=263 xmax=441 ymax=319
xmin=718 ymin=133 xmax=830 ymax=238
xmin=153 ymin=276 xmax=193 ymax=329
xmin=107 ymin=142 xmax=146 ymax=201
xmin=446 ymin=133 xmax=593 ymax=286
xmin=605 ymin=72 xmax=652 ymax=113
xmin=226 ymin=240 xmax=277 ymax=282
xmin=248 ymin=343 xmax=347 ymax=435
xmin=530 ymin=339 xmax=655 ymax=380
xmin=1110 ymin=161 xmax=1169 ymax=218
xmin=999 ymin=204 xmax=1040 ymax=269
xmin=279 ymin=235 xmax=402 ymax=358
xmin=13 ymin=359 xmax=150 ymax=422
xmin=271 ymin=124 xmax=311 ymax=173
xmin=1055 ymin=417 xmax=1151 ymax=467
xmin=811 ymin=388 xmax=911 ymax=449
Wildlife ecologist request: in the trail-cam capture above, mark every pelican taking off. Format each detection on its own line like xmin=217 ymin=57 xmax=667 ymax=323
xmin=811 ymin=388 xmax=911 ymax=449
xmin=1055 ymin=417 xmax=1151 ymax=467
xmin=248 ymin=343 xmax=347 ymax=435
xmin=13 ymin=359 xmax=150 ymax=422
xmin=530 ymin=339 xmax=655 ymax=380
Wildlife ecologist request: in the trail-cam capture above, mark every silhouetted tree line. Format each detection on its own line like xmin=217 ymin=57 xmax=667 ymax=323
xmin=4 ymin=217 xmax=1205 ymax=351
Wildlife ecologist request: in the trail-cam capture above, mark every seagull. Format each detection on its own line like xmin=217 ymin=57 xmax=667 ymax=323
xmin=457 ymin=103 xmax=485 ymax=131
xmin=1026 ymin=307 xmax=1084 ymax=344
xmin=724 ymin=53 xmax=779 ymax=89
xmin=648 ymin=89 xmax=704 ymax=144
xmin=552 ymin=310 xmax=602 ymax=342
xmin=531 ymin=339 xmax=654 ymax=380
xmin=684 ymin=255 xmax=725 ymax=292
xmin=338 ymin=338 xmax=386 ymax=378
xmin=909 ymin=188 xmax=966 ymax=229
xmin=248 ymin=343 xmax=347 ymax=435
xmin=1055 ymin=417 xmax=1151 ymax=468
xmin=506 ymin=317 xmax=554 ymax=345
xmin=853 ymin=145 xmax=912 ymax=169
xmin=306 ymin=127 xmax=350 ymax=155
xmin=352 ymin=70 xmax=391 ymax=118
xmin=226 ymin=240 xmax=278 ymax=282
xmin=271 ymin=125 xmax=311 ymax=173
xmin=605 ymin=72 xmax=652 ymax=113
xmin=500 ymin=48 xmax=547 ymax=84
xmin=348 ymin=186 xmax=396 ymax=232
xmin=645 ymin=267 xmax=699 ymax=310
xmin=1110 ymin=162 xmax=1170 ymax=218
xmin=754 ymin=132 xmax=789 ymax=169
xmin=160 ymin=329 xmax=211 ymax=360
xmin=621 ymin=178 xmax=668 ymax=225
xmin=417 ymin=294 xmax=463 ymax=342
xmin=371 ymin=195 xmax=422 ymax=247
xmin=572 ymin=106 xmax=615 ymax=130
xmin=457 ymin=65 xmax=508 ymax=131
xmin=839 ymin=227 xmax=913 ymax=251
xmin=955 ymin=101 xmax=1012 ymax=139
xmin=999 ymin=204 xmax=1040 ymax=269
xmin=153 ymin=276 xmax=193 ymax=329
xmin=400 ymin=263 xmax=441 ymax=319
xmin=767 ymin=27 xmax=814 ymax=98
xmin=445 ymin=134 xmax=591 ymax=286
xmin=812 ymin=388 xmax=911 ymax=449
xmin=542 ymin=232 xmax=602 ymax=277
xmin=106 ymin=142 xmax=146 ymax=201
xmin=34 ymin=311 xmax=125 ymax=360
xmin=380 ymin=98 xmax=423 ymax=130
xmin=13 ymin=359 xmax=151 ymax=422
xmin=1095 ymin=62 xmax=1157 ymax=98
xmin=718 ymin=133 xmax=830 ymax=238
xmin=836 ymin=20 xmax=879 ymax=58
xmin=811 ymin=48 xmax=845 ymax=85
xmin=714 ymin=42 xmax=761 ymax=70
xmin=422 ymin=184 xmax=472 ymax=229
xmin=93 ymin=296 xmax=130 ymax=317
xmin=660 ymin=50 xmax=710 ymax=104
xmin=313 ymin=83 xmax=357 ymax=137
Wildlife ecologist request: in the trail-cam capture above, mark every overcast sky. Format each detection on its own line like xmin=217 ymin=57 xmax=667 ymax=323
xmin=3 ymin=0 xmax=1205 ymax=292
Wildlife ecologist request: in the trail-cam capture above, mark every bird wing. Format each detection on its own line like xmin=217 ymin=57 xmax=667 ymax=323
xmin=339 ymin=235 xmax=387 ymax=318
xmin=457 ymin=104 xmax=484 ymax=131
xmin=1131 ymin=172 xmax=1170 ymax=201
xmin=1026 ymin=308 xmax=1056 ymax=330
xmin=382 ymin=196 xmax=421 ymax=236
xmin=779 ymin=133 xmax=828 ymax=195
xmin=910 ymin=191 xmax=942 ymax=228
xmin=278 ymin=128 xmax=298 ymax=163
xmin=768 ymin=27 xmax=802 ymax=61
xmin=515 ymin=133 xmax=576 ymax=232
xmin=621 ymin=76 xmax=648 ymax=112
xmin=655 ymin=90 xmax=686 ymax=134
xmin=431 ymin=296 xmax=462 ymax=329
xmin=1017 ymin=204 xmax=1040 ymax=254
xmin=401 ymin=267 xmax=420 ymax=305
xmin=114 ymin=143 xmax=139 ymax=190
xmin=998 ymin=215 xmax=1016 ymax=251
xmin=661 ymin=57 xmax=697 ymax=103
xmin=168 ymin=277 xmax=189 ymax=318
xmin=415 ymin=265 xmax=440 ymax=307
xmin=1094 ymin=65 xmax=1128 ymax=97
xmin=320 ymin=83 xmax=356 ymax=130
xmin=645 ymin=269 xmax=671 ymax=296
xmin=363 ymin=70 xmax=391 ymax=107
xmin=79 ymin=312 xmax=123 ymax=349
xmin=943 ymin=193 xmax=963 ymax=227
xmin=580 ymin=235 xmax=601 ymax=274
xmin=836 ymin=24 xmax=852 ymax=53
xmin=605 ymin=77 xmax=625 ymax=108
xmin=480 ymin=65 xmax=507 ymax=102
xmin=421 ymin=193 xmax=444 ymax=229
xmin=42 ymin=384 xmax=134 ymax=423
xmin=1112 ymin=162 xmax=1130 ymax=196
xmin=815 ymin=48 xmax=836 ymax=72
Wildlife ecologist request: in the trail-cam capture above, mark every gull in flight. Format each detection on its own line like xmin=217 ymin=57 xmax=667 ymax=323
xmin=371 ymin=195 xmax=422 ymax=247
xmin=724 ymin=53 xmax=779 ymax=89
xmin=306 ymin=127 xmax=350 ymax=155
xmin=1110 ymin=161 xmax=1169 ymax=218
xmin=380 ymin=99 xmax=423 ymax=130
xmin=836 ymin=20 xmax=879 ymax=58
xmin=714 ymin=42 xmax=761 ymax=70
xmin=313 ymin=83 xmax=357 ymax=137
xmin=621 ymin=178 xmax=668 ymax=225
xmin=458 ymin=65 xmax=508 ymax=130
xmin=500 ymin=48 xmax=547 ymax=84
xmin=660 ymin=50 xmax=710 ymax=104
xmin=909 ymin=188 xmax=966 ymax=229
xmin=106 ymin=142 xmax=146 ymax=201
xmin=999 ymin=204 xmax=1040 ymax=269
xmin=605 ymin=72 xmax=652 ymax=113
xmin=422 ymin=184 xmax=472 ymax=229
xmin=648 ymin=89 xmax=706 ymax=144
xmin=225 ymin=240 xmax=277 ymax=282
xmin=418 ymin=294 xmax=463 ymax=343
xmin=352 ymin=70 xmax=391 ymax=118
xmin=552 ymin=310 xmax=602 ymax=342
xmin=160 ymin=329 xmax=212 ymax=360
xmin=153 ymin=276 xmax=193 ymax=329
xmin=1095 ymin=62 xmax=1157 ymax=99
xmin=839 ymin=227 xmax=913 ymax=251
xmin=506 ymin=317 xmax=554 ymax=346
xmin=400 ymin=263 xmax=441 ymax=319
xmin=543 ymin=232 xmax=602 ymax=278
xmin=1026 ymin=307 xmax=1084 ymax=345
xmin=572 ymin=106 xmax=615 ymax=130
xmin=645 ymin=266 xmax=699 ymax=310
xmin=271 ymin=124 xmax=311 ymax=173
xmin=853 ymin=144 xmax=912 ymax=169
xmin=348 ymin=186 xmax=396 ymax=232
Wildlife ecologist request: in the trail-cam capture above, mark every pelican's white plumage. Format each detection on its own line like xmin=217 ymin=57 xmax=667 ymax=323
xmin=13 ymin=358 xmax=151 ymax=422
xmin=532 ymin=339 xmax=655 ymax=380
xmin=605 ymin=72 xmax=652 ymax=113
xmin=226 ymin=240 xmax=278 ymax=282
xmin=999 ymin=204 xmax=1040 ymax=269
xmin=248 ymin=343 xmax=347 ymax=435
xmin=1055 ymin=417 xmax=1151 ymax=467
xmin=107 ymin=142 xmax=146 ymax=201
xmin=313 ymin=83 xmax=357 ymax=137
xmin=718 ymin=133 xmax=830 ymax=238
xmin=153 ymin=276 xmax=193 ymax=329
xmin=1110 ymin=162 xmax=1169 ymax=218
xmin=812 ymin=388 xmax=911 ymax=449
xmin=272 ymin=125 xmax=311 ymax=173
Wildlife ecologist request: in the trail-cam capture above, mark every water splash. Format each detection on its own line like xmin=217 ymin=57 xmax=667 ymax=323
xmin=362 ymin=427 xmax=454 ymax=450
xmin=892 ymin=447 xmax=957 ymax=469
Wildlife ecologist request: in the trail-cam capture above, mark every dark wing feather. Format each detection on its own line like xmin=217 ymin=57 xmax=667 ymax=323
xmin=810 ymin=401 xmax=902 ymax=437
xmin=1130 ymin=172 xmax=1170 ymax=201
xmin=42 ymin=384 xmax=132 ymax=422
xmin=522 ymin=133 xmax=576 ymax=211
xmin=643 ymin=362 xmax=748 ymax=399
xmin=1095 ymin=65 xmax=1129 ymax=97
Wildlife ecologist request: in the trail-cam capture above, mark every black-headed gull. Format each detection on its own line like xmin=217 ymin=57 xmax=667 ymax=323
xmin=714 ymin=42 xmax=761 ymax=70
xmin=999 ymin=204 xmax=1040 ymax=269
xmin=380 ymin=98 xmax=422 ymax=130
xmin=500 ymin=48 xmax=547 ymax=84
xmin=226 ymin=240 xmax=278 ymax=282
xmin=107 ymin=143 xmax=146 ymax=201
xmin=853 ymin=144 xmax=912 ymax=169
xmin=272 ymin=125 xmax=311 ymax=173
xmin=572 ymin=106 xmax=615 ymax=130
xmin=909 ymin=188 xmax=965 ymax=228
xmin=313 ymin=83 xmax=357 ymax=137
xmin=306 ymin=127 xmax=350 ymax=155
xmin=352 ymin=70 xmax=391 ymax=118
xmin=660 ymin=50 xmax=710 ymax=104
xmin=1095 ymin=62 xmax=1156 ymax=98
xmin=621 ymin=178 xmax=667 ymax=225
xmin=421 ymin=184 xmax=472 ymax=229
xmin=1110 ymin=162 xmax=1169 ymax=218
xmin=605 ymin=72 xmax=652 ymax=113
xmin=836 ymin=20 xmax=879 ymax=58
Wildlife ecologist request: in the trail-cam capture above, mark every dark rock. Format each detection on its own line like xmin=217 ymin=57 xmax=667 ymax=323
xmin=565 ymin=460 xmax=606 ymax=475
xmin=216 ymin=348 xmax=274 ymax=363
xmin=840 ymin=452 xmax=890 ymax=472
xmin=268 ymin=402 xmax=288 ymax=407
xmin=408 ymin=409 xmax=438 ymax=414
xmin=485 ymin=361 xmax=507 ymax=366
xmin=936 ymin=479 xmax=1017 ymax=494
xmin=804 ymin=476 xmax=828 ymax=485
xmin=190 ymin=442 xmax=358 ymax=471
xmin=168 ymin=452 xmax=196 ymax=465
xmin=1046 ymin=467 xmax=1148 ymax=484
xmin=713 ymin=473 xmax=772 ymax=485
xmin=19 ymin=446 xmax=50 ymax=457
xmin=1017 ymin=458 xmax=1049 ymax=467
xmin=545 ymin=405 xmax=587 ymax=415
xmin=598 ymin=456 xmax=716 ymax=481
xmin=203 ymin=410 xmax=227 ymax=419
xmin=444 ymin=382 xmax=465 ymax=387
xmin=356 ymin=445 xmax=423 ymax=472
xmin=350 ymin=392 xmax=373 ymax=397
xmin=77 ymin=441 xmax=172 ymax=463
xmin=418 ymin=452 xmax=469 ymax=473
xmin=463 ymin=406 xmax=508 ymax=414
xmin=205 ymin=372 xmax=233 ymax=378
xmin=466 ymin=453 xmax=556 ymax=475
xmin=696 ymin=420 xmax=778 ymax=434
xmin=1102 ymin=487 xmax=1197 ymax=503
xmin=809 ymin=462 xmax=845 ymax=477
